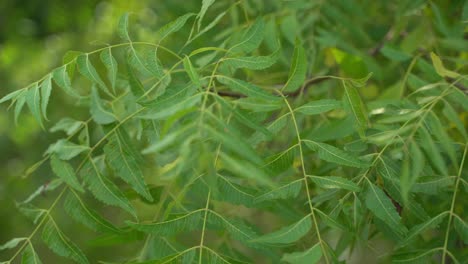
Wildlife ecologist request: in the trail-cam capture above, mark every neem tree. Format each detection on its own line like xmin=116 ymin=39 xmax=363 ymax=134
xmin=1 ymin=1 xmax=467 ymax=263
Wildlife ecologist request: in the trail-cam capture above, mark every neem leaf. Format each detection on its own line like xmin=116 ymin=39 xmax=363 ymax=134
xmin=282 ymin=39 xmax=307 ymax=93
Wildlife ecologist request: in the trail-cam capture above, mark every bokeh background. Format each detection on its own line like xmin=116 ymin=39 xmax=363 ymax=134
xmin=1 ymin=0 xmax=466 ymax=262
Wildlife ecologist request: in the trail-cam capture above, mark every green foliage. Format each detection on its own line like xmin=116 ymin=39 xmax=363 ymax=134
xmin=0 ymin=1 xmax=467 ymax=263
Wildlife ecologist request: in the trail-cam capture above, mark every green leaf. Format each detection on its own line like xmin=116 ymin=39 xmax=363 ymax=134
xmin=0 ymin=237 xmax=27 ymax=251
xmin=100 ymin=48 xmax=118 ymax=93
xmin=197 ymin=0 xmax=215 ymax=31
xmin=183 ymin=56 xmax=201 ymax=89
xmin=0 ymin=89 xmax=25 ymax=105
xmin=304 ymin=141 xmax=369 ymax=168
xmin=128 ymin=210 xmax=204 ymax=235
xmin=104 ymin=133 xmax=153 ymax=201
xmin=14 ymin=94 xmax=26 ymax=125
xmin=26 ymin=83 xmax=44 ymax=128
xmin=157 ymin=13 xmax=196 ymax=42
xmin=365 ymin=182 xmax=407 ymax=236
xmin=454 ymin=215 xmax=468 ymax=244
xmin=90 ymin=86 xmax=117 ymax=125
xmin=52 ymin=65 xmax=82 ymax=98
xmin=430 ymin=52 xmax=459 ymax=78
xmin=77 ymin=54 xmax=112 ymax=96
xmin=281 ymin=243 xmax=322 ymax=264
xmin=42 ymin=219 xmax=89 ymax=264
xmin=64 ymin=192 xmax=120 ymax=233
xmin=207 ymin=210 xmax=259 ymax=244
xmin=126 ymin=59 xmax=146 ymax=97
xmin=296 ymin=99 xmax=342 ymax=115
xmin=20 ymin=179 xmax=63 ymax=204
xmin=412 ymin=176 xmax=455 ymax=195
xmin=443 ymin=102 xmax=467 ymax=139
xmin=22 ymin=244 xmax=42 ymax=264
xmin=342 ymin=81 xmax=368 ymax=137
xmin=223 ymin=50 xmax=279 ymax=70
xmin=418 ymin=126 xmax=448 ymax=176
xmin=138 ymin=93 xmax=201 ymax=120
xmin=216 ymin=175 xmax=255 ymax=207
xmin=282 ymin=39 xmax=307 ymax=93
xmin=230 ymin=18 xmax=265 ymax=53
xmin=399 ymin=212 xmax=448 ymax=246
xmin=40 ymin=75 xmax=52 ymax=121
xmin=81 ymin=158 xmax=136 ymax=217
xmin=216 ymin=76 xmax=279 ymax=101
xmin=251 ymin=215 xmax=312 ymax=245
xmin=219 ymin=152 xmax=273 ymax=187
xmin=308 ymin=175 xmax=360 ymax=192
xmin=118 ymin=12 xmax=131 ymax=41
xmin=50 ymin=118 xmax=83 ymax=136
xmin=50 ymin=155 xmax=84 ymax=192
xmin=45 ymin=139 xmax=89 ymax=160
xmin=255 ymin=179 xmax=302 ymax=203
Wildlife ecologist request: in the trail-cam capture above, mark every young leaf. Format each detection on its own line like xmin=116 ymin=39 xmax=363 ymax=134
xmin=52 ymin=65 xmax=82 ymax=98
xmin=77 ymin=54 xmax=112 ymax=96
xmin=183 ymin=56 xmax=201 ymax=89
xmin=14 ymin=95 xmax=26 ymax=125
xmin=40 ymin=75 xmax=52 ymax=121
xmin=342 ymin=80 xmax=368 ymax=137
xmin=50 ymin=118 xmax=83 ymax=136
xmin=50 ymin=155 xmax=84 ymax=192
xmin=81 ymin=158 xmax=136 ymax=217
xmin=0 ymin=237 xmax=27 ymax=251
xmin=22 ymin=243 xmax=42 ymax=264
xmin=251 ymin=215 xmax=312 ymax=245
xmin=90 ymin=86 xmax=117 ymax=125
xmin=216 ymin=76 xmax=279 ymax=101
xmin=45 ymin=139 xmax=89 ymax=161
xmin=430 ymin=52 xmax=459 ymax=78
xmin=230 ymin=18 xmax=265 ymax=54
xmin=282 ymin=39 xmax=307 ymax=93
xmin=64 ymin=192 xmax=120 ymax=234
xmin=100 ymin=48 xmax=118 ymax=93
xmin=304 ymin=141 xmax=369 ymax=168
xmin=157 ymin=13 xmax=196 ymax=42
xmin=223 ymin=50 xmax=279 ymax=70
xmin=308 ymin=175 xmax=360 ymax=192
xmin=296 ymin=99 xmax=342 ymax=115
xmin=42 ymin=219 xmax=89 ymax=264
xmin=0 ymin=89 xmax=25 ymax=105
xmin=26 ymin=83 xmax=44 ymax=128
xmin=366 ymin=182 xmax=407 ymax=236
xmin=104 ymin=133 xmax=153 ymax=201
xmin=197 ymin=0 xmax=215 ymax=31
xmin=281 ymin=243 xmax=322 ymax=264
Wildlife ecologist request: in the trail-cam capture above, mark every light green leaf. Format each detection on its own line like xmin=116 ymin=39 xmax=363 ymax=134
xmin=14 ymin=94 xmax=26 ymax=125
xmin=430 ymin=52 xmax=459 ymax=78
xmin=104 ymin=133 xmax=153 ymax=201
xmin=230 ymin=18 xmax=264 ymax=53
xmin=255 ymin=179 xmax=302 ymax=203
xmin=0 ymin=237 xmax=27 ymax=251
xmin=45 ymin=139 xmax=89 ymax=160
xmin=81 ymin=158 xmax=136 ymax=217
xmin=304 ymin=141 xmax=369 ymax=168
xmin=183 ymin=56 xmax=201 ymax=89
xmin=90 ymin=86 xmax=117 ymax=125
xmin=197 ymin=0 xmax=215 ymax=31
xmin=251 ymin=215 xmax=312 ymax=245
xmin=143 ymin=48 xmax=165 ymax=78
xmin=315 ymin=209 xmax=347 ymax=230
xmin=26 ymin=83 xmax=43 ymax=128
xmin=40 ymin=75 xmax=52 ymax=120
xmin=0 ymin=89 xmax=25 ymax=104
xmin=64 ymin=192 xmax=120 ymax=233
xmin=216 ymin=76 xmax=278 ymax=101
xmin=126 ymin=59 xmax=146 ymax=97
xmin=50 ymin=118 xmax=83 ymax=136
xmin=50 ymin=155 xmax=84 ymax=192
xmin=77 ymin=54 xmax=111 ymax=96
xmin=366 ymin=182 xmax=407 ymax=236
xmin=412 ymin=176 xmax=455 ymax=195
xmin=296 ymin=99 xmax=342 ymax=115
xmin=100 ymin=48 xmax=118 ymax=93
xmin=42 ymin=219 xmax=89 ymax=264
xmin=236 ymin=97 xmax=283 ymax=112
xmin=20 ymin=179 xmax=63 ymax=205
xmin=52 ymin=65 xmax=82 ymax=98
xmin=118 ymin=12 xmax=131 ymax=41
xmin=138 ymin=93 xmax=201 ymax=120
xmin=128 ymin=210 xmax=204 ymax=235
xmin=308 ymin=175 xmax=360 ymax=192
xmin=281 ymin=243 xmax=322 ymax=264
xmin=219 ymin=152 xmax=273 ymax=187
xmin=342 ymin=81 xmax=368 ymax=137
xmin=282 ymin=39 xmax=307 ymax=93
xmin=22 ymin=244 xmax=42 ymax=264
xmin=264 ymin=145 xmax=296 ymax=174
xmin=157 ymin=13 xmax=196 ymax=42
xmin=223 ymin=50 xmax=279 ymax=70
xmin=188 ymin=11 xmax=226 ymax=46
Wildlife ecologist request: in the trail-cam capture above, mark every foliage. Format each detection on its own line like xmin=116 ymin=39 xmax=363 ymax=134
xmin=1 ymin=0 xmax=467 ymax=263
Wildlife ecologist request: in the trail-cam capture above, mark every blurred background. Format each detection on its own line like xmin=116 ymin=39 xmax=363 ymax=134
xmin=0 ymin=0 xmax=466 ymax=262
